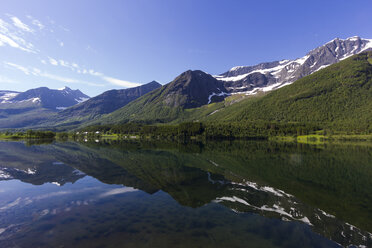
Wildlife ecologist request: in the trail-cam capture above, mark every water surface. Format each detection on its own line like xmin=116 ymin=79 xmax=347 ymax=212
xmin=0 ymin=140 xmax=371 ymax=247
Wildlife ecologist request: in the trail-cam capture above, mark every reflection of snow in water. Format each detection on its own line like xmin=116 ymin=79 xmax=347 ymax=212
xmin=0 ymin=169 xmax=12 ymax=179
xmin=213 ymin=178 xmax=372 ymax=247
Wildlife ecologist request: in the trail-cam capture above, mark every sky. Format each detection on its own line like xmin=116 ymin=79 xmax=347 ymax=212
xmin=0 ymin=0 xmax=372 ymax=97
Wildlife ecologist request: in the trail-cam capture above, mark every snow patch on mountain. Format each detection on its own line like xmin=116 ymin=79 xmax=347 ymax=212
xmin=0 ymin=91 xmax=19 ymax=103
xmin=214 ymin=36 xmax=372 ymax=97
xmin=75 ymin=97 xmax=89 ymax=103
xmin=207 ymin=88 xmax=230 ymax=104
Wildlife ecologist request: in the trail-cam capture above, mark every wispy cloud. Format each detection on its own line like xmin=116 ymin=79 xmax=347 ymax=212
xmin=88 ymin=69 xmax=103 ymax=77
xmin=0 ymin=17 xmax=36 ymax=53
xmin=10 ymin=16 xmax=33 ymax=33
xmin=41 ymin=57 xmax=140 ymax=88
xmin=99 ymin=187 xmax=138 ymax=198
xmin=48 ymin=57 xmax=58 ymax=66
xmin=102 ymin=76 xmax=141 ymax=88
xmin=4 ymin=61 xmax=31 ymax=75
xmin=3 ymin=61 xmax=104 ymax=87
xmin=26 ymin=15 xmax=44 ymax=30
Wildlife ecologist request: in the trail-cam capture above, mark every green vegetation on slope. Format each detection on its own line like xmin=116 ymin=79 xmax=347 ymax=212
xmin=208 ymin=52 xmax=372 ymax=132
xmin=91 ymin=52 xmax=372 ymax=134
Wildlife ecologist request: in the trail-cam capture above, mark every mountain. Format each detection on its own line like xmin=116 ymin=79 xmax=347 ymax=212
xmin=0 ymin=86 xmax=89 ymax=129
xmin=58 ymin=81 xmax=161 ymax=118
xmin=0 ymin=142 xmax=85 ymax=186
xmin=93 ymin=70 xmax=227 ymax=124
xmin=215 ymin=36 xmax=372 ymax=95
xmin=93 ymin=37 xmax=372 ymax=127
xmin=7 ymin=86 xmax=89 ymax=110
xmin=206 ymin=51 xmax=372 ymax=131
xmin=0 ymin=90 xmax=20 ymax=103
xmin=32 ymin=81 xmax=162 ymax=130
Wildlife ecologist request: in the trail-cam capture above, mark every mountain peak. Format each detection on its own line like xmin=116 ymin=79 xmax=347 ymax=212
xmin=7 ymin=86 xmax=90 ymax=110
xmin=58 ymin=86 xmax=72 ymax=91
xmin=147 ymin=80 xmax=162 ymax=87
xmin=216 ymin=36 xmax=372 ymax=96
xmin=346 ymin=36 xmax=361 ymax=41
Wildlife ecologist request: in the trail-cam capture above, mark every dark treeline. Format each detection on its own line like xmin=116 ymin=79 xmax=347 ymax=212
xmin=25 ymin=130 xmax=56 ymax=139
xmin=0 ymin=130 xmax=56 ymax=139
xmin=80 ymin=121 xmax=321 ymax=140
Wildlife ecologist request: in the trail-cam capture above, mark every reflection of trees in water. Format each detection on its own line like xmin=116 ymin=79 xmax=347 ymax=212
xmin=1 ymin=140 xmax=372 ymax=247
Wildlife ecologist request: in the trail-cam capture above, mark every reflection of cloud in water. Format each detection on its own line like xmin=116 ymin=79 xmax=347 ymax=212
xmin=0 ymin=187 xmax=101 ymax=212
xmin=0 ymin=197 xmax=22 ymax=211
xmin=99 ymin=187 xmax=138 ymax=198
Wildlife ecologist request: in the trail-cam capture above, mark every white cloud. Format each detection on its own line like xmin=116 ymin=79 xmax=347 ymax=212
xmin=41 ymin=59 xmax=47 ymax=64
xmin=59 ymin=41 xmax=64 ymax=47
xmin=0 ymin=33 xmax=19 ymax=48
xmin=3 ymin=61 xmax=104 ymax=87
xmin=40 ymin=72 xmax=80 ymax=83
xmin=0 ymin=33 xmax=34 ymax=53
xmin=10 ymin=16 xmax=33 ymax=33
xmin=0 ymin=19 xmax=10 ymax=33
xmin=4 ymin=61 xmax=30 ymax=75
xmin=102 ymin=76 xmax=141 ymax=88
xmin=48 ymin=57 xmax=58 ymax=66
xmin=0 ymin=18 xmax=36 ymax=53
xmin=89 ymin=69 xmax=103 ymax=77
xmin=26 ymin=15 xmax=45 ymax=30
xmin=32 ymin=19 xmax=44 ymax=29
xmin=38 ymin=72 xmax=104 ymax=87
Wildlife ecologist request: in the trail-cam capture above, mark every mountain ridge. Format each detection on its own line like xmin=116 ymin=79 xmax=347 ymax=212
xmin=205 ymin=51 xmax=372 ymax=131
xmin=215 ymin=36 xmax=372 ymax=96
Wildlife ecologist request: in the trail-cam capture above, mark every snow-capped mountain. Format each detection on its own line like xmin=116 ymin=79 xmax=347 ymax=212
xmin=215 ymin=36 xmax=372 ymax=95
xmin=0 ymin=90 xmax=20 ymax=103
xmin=0 ymin=86 xmax=90 ymax=110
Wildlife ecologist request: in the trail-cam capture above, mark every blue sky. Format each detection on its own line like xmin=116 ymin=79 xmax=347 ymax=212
xmin=1 ymin=0 xmax=372 ymax=96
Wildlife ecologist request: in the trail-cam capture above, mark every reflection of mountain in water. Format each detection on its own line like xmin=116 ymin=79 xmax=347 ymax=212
xmin=1 ymin=140 xmax=372 ymax=247
xmin=0 ymin=142 xmax=84 ymax=186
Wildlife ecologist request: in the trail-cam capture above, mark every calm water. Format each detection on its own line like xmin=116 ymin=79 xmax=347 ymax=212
xmin=0 ymin=140 xmax=371 ymax=248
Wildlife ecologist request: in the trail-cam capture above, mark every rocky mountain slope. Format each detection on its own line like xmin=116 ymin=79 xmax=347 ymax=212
xmin=215 ymin=36 xmax=372 ymax=96
xmin=94 ymin=37 xmax=372 ymax=126
xmin=59 ymin=81 xmax=161 ymax=118
xmin=206 ymin=51 xmax=372 ymax=131
xmin=92 ymin=70 xmax=227 ymax=125
xmin=0 ymin=86 xmax=89 ymax=129
xmin=4 ymin=86 xmax=90 ymax=110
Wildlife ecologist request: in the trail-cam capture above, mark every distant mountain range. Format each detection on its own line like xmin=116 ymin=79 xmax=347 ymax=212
xmin=0 ymin=87 xmax=90 ymax=129
xmin=58 ymin=81 xmax=161 ymax=118
xmin=0 ymin=36 xmax=371 ymax=130
xmin=1 ymin=86 xmax=89 ymax=110
xmin=92 ymin=37 xmax=372 ymax=126
xmin=215 ymin=36 xmax=372 ymax=95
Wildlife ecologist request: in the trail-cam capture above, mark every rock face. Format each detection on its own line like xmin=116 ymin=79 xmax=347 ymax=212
xmin=161 ymin=70 xmax=228 ymax=108
xmin=58 ymin=81 xmax=161 ymax=118
xmin=216 ymin=36 xmax=372 ymax=95
xmin=5 ymin=86 xmax=90 ymax=110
